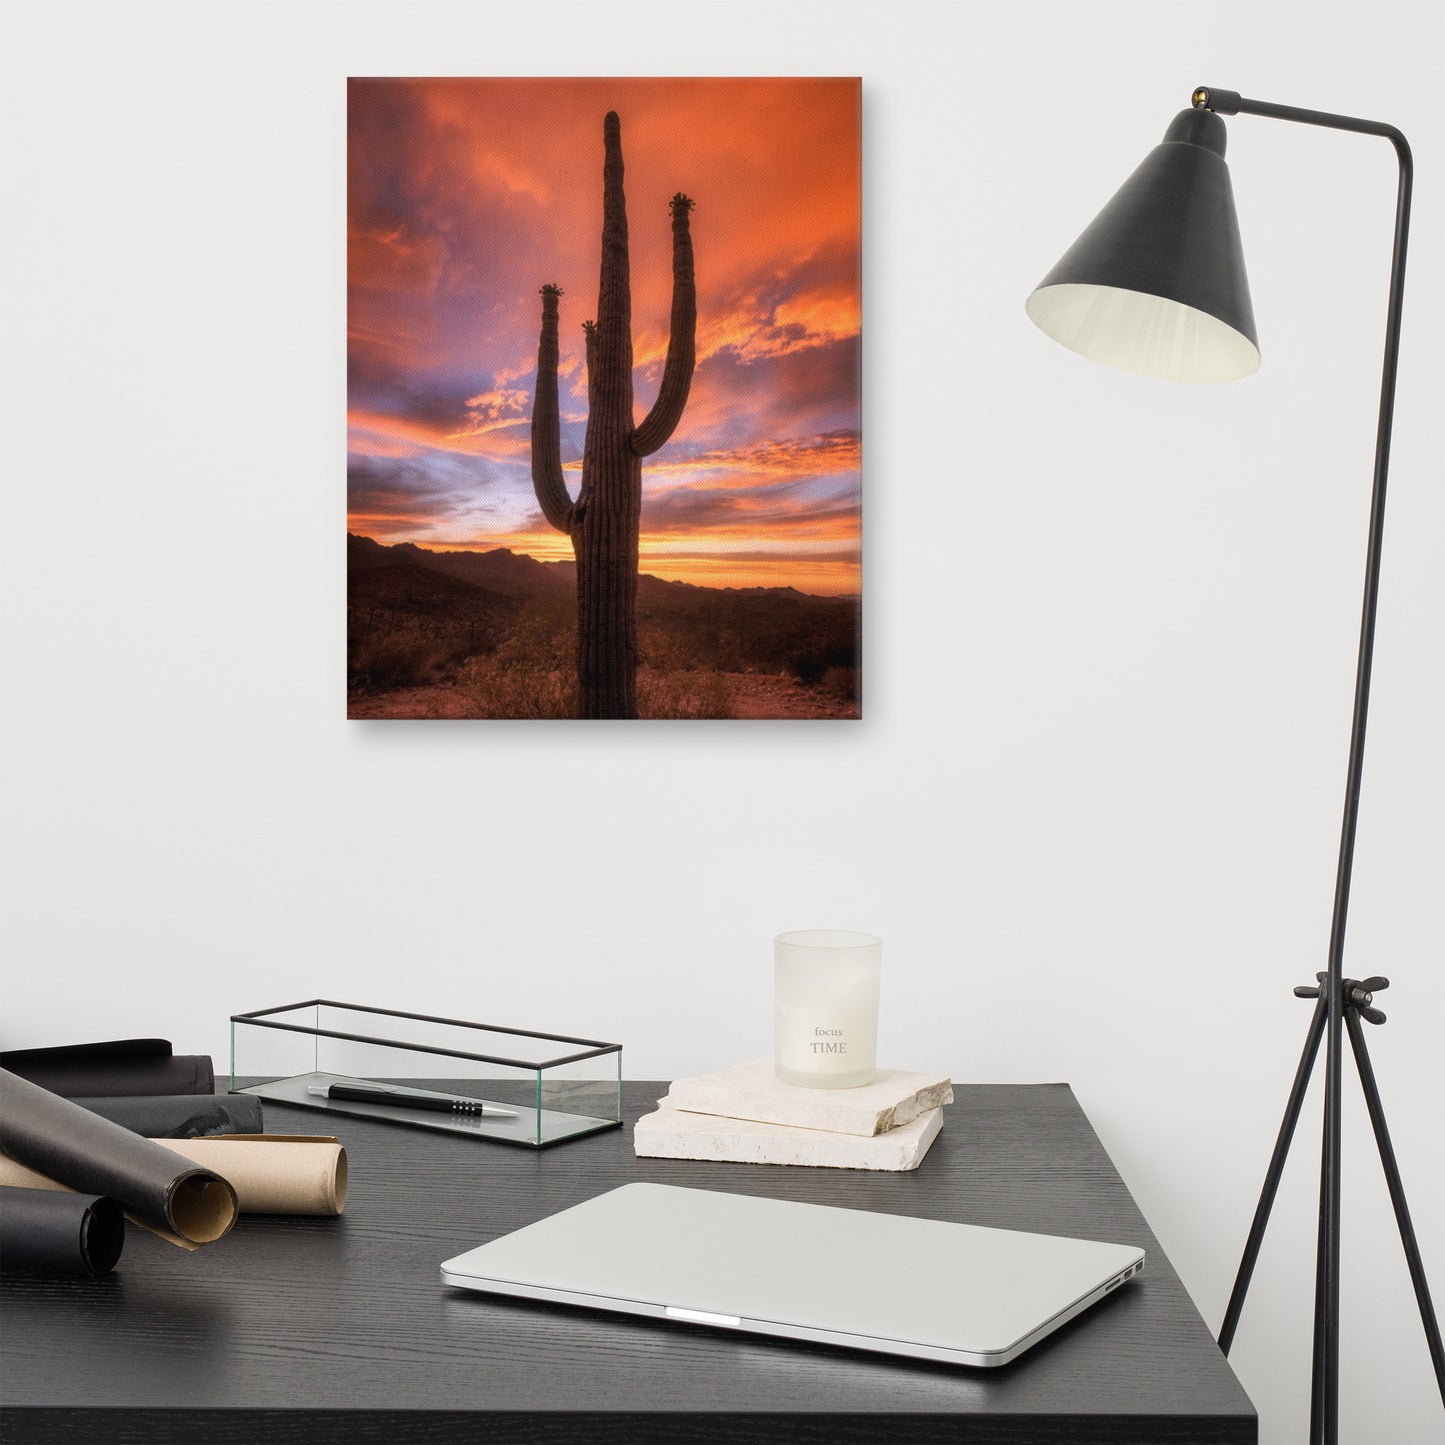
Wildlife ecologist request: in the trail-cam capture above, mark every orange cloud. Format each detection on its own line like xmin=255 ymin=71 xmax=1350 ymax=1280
xmin=649 ymin=432 xmax=861 ymax=486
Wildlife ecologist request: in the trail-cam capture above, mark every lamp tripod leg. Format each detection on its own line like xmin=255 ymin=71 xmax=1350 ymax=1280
xmin=1219 ymin=991 xmax=1329 ymax=1354
xmin=1310 ymin=1069 xmax=1336 ymax=1444
xmin=1344 ymin=1009 xmax=1445 ymax=1402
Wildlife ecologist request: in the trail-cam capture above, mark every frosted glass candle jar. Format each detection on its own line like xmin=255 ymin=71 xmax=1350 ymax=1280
xmin=773 ymin=930 xmax=882 ymax=1089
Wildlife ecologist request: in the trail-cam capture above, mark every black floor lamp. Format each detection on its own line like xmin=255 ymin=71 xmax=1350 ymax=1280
xmin=1024 ymin=87 xmax=1442 ymax=1444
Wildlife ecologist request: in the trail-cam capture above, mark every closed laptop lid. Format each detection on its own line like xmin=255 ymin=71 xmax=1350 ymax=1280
xmin=441 ymin=1182 xmax=1145 ymax=1366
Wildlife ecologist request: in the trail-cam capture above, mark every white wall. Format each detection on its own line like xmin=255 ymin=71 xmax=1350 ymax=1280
xmin=4 ymin=3 xmax=1441 ymax=1440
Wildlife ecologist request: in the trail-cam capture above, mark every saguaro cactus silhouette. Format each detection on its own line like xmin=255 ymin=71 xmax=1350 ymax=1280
xmin=530 ymin=110 xmax=696 ymax=718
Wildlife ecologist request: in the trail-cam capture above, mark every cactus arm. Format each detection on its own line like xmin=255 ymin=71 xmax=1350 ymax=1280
xmin=631 ymin=193 xmax=696 ymax=458
xmin=583 ymin=319 xmax=598 ymax=408
xmin=530 ymin=283 xmax=575 ymax=533
xmin=576 ymin=320 xmax=598 ymax=517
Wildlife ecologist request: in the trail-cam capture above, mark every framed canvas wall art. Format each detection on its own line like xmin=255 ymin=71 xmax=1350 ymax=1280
xmin=348 ymin=77 xmax=861 ymax=720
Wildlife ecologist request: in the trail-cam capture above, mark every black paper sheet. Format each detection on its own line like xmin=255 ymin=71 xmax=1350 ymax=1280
xmin=0 ymin=1040 xmax=214 ymax=1097
xmin=0 ymin=1070 xmax=237 ymax=1247
xmin=73 ymin=1093 xmax=264 ymax=1139
xmin=0 ymin=1185 xmax=125 ymax=1275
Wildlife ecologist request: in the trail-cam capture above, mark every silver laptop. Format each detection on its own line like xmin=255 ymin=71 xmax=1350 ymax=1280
xmin=440 ymin=1182 xmax=1144 ymax=1367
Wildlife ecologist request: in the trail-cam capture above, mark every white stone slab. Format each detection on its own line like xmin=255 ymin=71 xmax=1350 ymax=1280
xmin=665 ymin=1058 xmax=953 ymax=1137
xmin=634 ymin=1099 xmax=944 ymax=1171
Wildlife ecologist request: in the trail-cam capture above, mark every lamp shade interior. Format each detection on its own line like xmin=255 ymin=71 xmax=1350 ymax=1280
xmin=1027 ymin=108 xmax=1259 ymax=384
xmin=1026 ymin=282 xmax=1260 ymax=383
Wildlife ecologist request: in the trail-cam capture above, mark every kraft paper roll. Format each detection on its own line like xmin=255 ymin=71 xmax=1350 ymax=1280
xmin=0 ymin=1070 xmax=236 ymax=1249
xmin=0 ymin=1137 xmax=347 ymax=1217
xmin=0 ymin=1185 xmax=126 ymax=1276
xmin=0 ymin=1040 xmax=214 ymax=1097
xmin=151 ymin=1137 xmax=348 ymax=1216
xmin=73 ymin=1093 xmax=265 ymax=1139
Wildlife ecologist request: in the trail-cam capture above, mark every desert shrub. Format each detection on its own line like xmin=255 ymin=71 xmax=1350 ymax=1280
xmin=456 ymin=610 xmax=579 ymax=719
xmin=349 ymin=629 xmax=446 ymax=691
xmin=787 ymin=640 xmax=858 ymax=686
xmin=639 ymin=668 xmax=736 ymax=720
xmin=640 ymin=629 xmax=694 ymax=673
xmin=458 ymin=658 xmax=577 ymax=719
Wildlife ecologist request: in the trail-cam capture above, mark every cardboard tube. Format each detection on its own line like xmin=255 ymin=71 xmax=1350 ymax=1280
xmin=0 ymin=1069 xmax=236 ymax=1248
xmin=151 ymin=1137 xmax=348 ymax=1216
xmin=0 ymin=1138 xmax=348 ymax=1218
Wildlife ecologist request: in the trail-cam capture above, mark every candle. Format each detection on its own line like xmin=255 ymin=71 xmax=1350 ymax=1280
xmin=773 ymin=930 xmax=882 ymax=1089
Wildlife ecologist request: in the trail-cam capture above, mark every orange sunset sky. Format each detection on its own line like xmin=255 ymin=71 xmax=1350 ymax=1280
xmin=348 ymin=78 xmax=861 ymax=595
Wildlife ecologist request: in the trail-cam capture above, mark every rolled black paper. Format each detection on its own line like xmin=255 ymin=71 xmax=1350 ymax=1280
xmin=72 ymin=1093 xmax=264 ymax=1139
xmin=0 ymin=1070 xmax=237 ymax=1247
xmin=0 ymin=1040 xmax=214 ymax=1097
xmin=0 ymin=1185 xmax=125 ymax=1276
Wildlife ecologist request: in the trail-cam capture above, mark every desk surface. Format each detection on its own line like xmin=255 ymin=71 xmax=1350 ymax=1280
xmin=1 ymin=1082 xmax=1255 ymax=1444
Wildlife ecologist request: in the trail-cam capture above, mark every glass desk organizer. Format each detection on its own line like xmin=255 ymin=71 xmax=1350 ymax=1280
xmin=230 ymin=1000 xmax=622 ymax=1148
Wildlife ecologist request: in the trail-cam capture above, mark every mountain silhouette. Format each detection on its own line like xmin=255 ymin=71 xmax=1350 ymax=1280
xmin=348 ymin=533 xmax=860 ymax=695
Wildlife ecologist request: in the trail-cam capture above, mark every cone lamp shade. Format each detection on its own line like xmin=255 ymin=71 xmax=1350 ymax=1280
xmin=1026 ymin=108 xmax=1260 ymax=383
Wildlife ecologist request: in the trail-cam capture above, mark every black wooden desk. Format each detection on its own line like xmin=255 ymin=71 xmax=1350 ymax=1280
xmin=0 ymin=1082 xmax=1255 ymax=1443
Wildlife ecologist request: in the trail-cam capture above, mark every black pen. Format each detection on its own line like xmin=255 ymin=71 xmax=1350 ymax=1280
xmin=307 ymin=1081 xmax=517 ymax=1119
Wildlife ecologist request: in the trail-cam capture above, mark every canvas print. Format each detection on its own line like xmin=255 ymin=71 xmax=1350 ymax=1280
xmin=348 ymin=78 xmax=861 ymax=719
